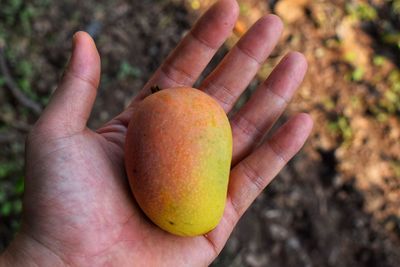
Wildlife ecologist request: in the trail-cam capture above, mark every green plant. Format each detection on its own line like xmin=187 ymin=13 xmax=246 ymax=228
xmin=321 ymin=97 xmax=335 ymax=111
xmin=239 ymin=2 xmax=251 ymax=16
xmin=382 ymin=32 xmax=400 ymax=49
xmin=0 ymin=160 xmax=24 ymax=231
xmin=351 ymin=67 xmax=365 ymax=82
xmin=347 ymin=2 xmax=377 ymax=21
xmin=327 ymin=115 xmax=353 ymax=145
xmin=378 ymin=69 xmax=400 ymax=114
xmin=344 ymin=51 xmax=357 ymax=63
xmin=0 ymin=161 xmax=20 ymax=178
xmin=1 ymin=0 xmax=23 ymax=25
xmin=118 ymin=61 xmax=142 ymax=80
xmin=373 ymin=55 xmax=386 ymax=66
xmin=392 ymin=0 xmax=400 ymax=14
xmin=343 ymin=52 xmax=365 ymax=82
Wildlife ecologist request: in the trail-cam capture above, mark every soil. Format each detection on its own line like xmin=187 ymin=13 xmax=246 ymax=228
xmin=1 ymin=0 xmax=399 ymax=266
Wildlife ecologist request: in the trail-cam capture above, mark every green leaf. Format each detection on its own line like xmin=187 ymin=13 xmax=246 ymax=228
xmin=373 ymin=55 xmax=386 ymax=66
xmin=15 ymin=176 xmax=24 ymax=194
xmin=0 ymin=190 xmax=6 ymax=202
xmin=1 ymin=202 xmax=12 ymax=216
xmin=13 ymin=200 xmax=22 ymax=213
xmin=352 ymin=68 xmax=364 ymax=82
xmin=118 ymin=61 xmax=142 ymax=80
xmin=0 ymin=161 xmax=19 ymax=178
xmin=347 ymin=2 xmax=377 ymax=21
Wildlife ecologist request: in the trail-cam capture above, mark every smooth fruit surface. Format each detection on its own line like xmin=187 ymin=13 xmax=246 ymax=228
xmin=125 ymin=87 xmax=232 ymax=236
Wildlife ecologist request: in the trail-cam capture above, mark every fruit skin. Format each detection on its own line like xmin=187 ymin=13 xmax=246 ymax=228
xmin=125 ymin=87 xmax=232 ymax=236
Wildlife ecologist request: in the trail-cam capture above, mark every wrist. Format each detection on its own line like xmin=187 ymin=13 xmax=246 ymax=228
xmin=0 ymin=248 xmax=10 ymax=266
xmin=0 ymin=232 xmax=67 ymax=267
xmin=0 ymin=234 xmax=29 ymax=267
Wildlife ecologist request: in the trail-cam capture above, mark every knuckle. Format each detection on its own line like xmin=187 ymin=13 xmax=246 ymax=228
xmin=267 ymin=138 xmax=288 ymax=163
xmin=241 ymin=160 xmax=265 ymax=191
xmin=231 ymin=114 xmax=263 ymax=140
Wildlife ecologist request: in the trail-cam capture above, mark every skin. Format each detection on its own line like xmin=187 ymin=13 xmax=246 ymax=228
xmin=125 ymin=88 xmax=232 ymax=236
xmin=0 ymin=0 xmax=313 ymax=266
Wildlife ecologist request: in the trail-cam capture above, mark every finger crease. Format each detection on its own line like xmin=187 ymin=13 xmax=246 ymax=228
xmin=189 ymin=31 xmax=218 ymax=51
xmin=266 ymin=87 xmax=289 ymax=105
xmin=231 ymin=114 xmax=263 ymax=140
xmin=20 ymin=228 xmax=72 ymax=266
xmin=97 ymin=123 xmax=126 ymax=136
xmin=267 ymin=138 xmax=288 ymax=163
xmin=236 ymin=45 xmax=262 ymax=66
xmin=241 ymin=160 xmax=265 ymax=191
xmin=113 ymin=117 xmax=130 ymax=128
xmin=105 ymin=117 xmax=130 ymax=129
xmin=65 ymin=71 xmax=97 ymax=91
xmin=227 ymin=194 xmax=241 ymax=222
xmin=160 ymin=62 xmax=196 ymax=86
xmin=203 ymin=234 xmax=219 ymax=257
xmin=204 ymin=81 xmax=236 ymax=109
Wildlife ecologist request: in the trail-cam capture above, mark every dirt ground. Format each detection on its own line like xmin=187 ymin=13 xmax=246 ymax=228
xmin=1 ymin=0 xmax=399 ymax=266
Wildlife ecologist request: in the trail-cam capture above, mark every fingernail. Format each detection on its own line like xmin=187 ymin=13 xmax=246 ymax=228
xmin=72 ymin=32 xmax=79 ymax=52
xmin=64 ymin=33 xmax=78 ymax=74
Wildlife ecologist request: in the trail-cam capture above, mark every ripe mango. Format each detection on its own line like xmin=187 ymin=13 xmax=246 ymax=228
xmin=125 ymin=87 xmax=232 ymax=236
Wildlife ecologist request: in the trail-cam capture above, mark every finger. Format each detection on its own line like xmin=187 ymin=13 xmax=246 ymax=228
xmin=204 ymin=114 xmax=313 ymax=253
xmin=231 ymin=52 xmax=307 ymax=164
xmin=133 ymin=0 xmax=239 ymax=102
xmin=200 ymin=15 xmax=283 ymax=112
xmin=37 ymin=31 xmax=100 ymax=135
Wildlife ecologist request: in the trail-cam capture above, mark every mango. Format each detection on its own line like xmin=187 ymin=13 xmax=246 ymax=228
xmin=125 ymin=87 xmax=232 ymax=236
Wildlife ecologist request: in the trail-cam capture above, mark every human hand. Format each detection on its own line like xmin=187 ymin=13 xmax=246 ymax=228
xmin=0 ymin=0 xmax=312 ymax=266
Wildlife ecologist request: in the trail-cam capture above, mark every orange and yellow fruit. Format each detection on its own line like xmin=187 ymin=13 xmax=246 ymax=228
xmin=125 ymin=87 xmax=232 ymax=236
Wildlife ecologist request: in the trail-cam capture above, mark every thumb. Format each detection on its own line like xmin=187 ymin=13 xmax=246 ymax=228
xmin=37 ymin=31 xmax=101 ymax=136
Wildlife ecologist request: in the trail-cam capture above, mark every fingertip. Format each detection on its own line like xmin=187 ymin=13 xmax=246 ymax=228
xmin=218 ymin=0 xmax=240 ymax=21
xmin=36 ymin=31 xmax=102 ymax=135
xmin=288 ymin=50 xmax=307 ymax=61
xmin=72 ymin=31 xmax=100 ymax=63
xmin=192 ymin=0 xmax=239 ymax=48
xmin=232 ymin=14 xmax=284 ymax=68
xmin=284 ymin=113 xmax=313 ymax=148
xmin=233 ymin=13 xmax=282 ymax=42
xmin=231 ymin=0 xmax=240 ymax=20
xmin=287 ymin=51 xmax=308 ymax=71
xmin=269 ymin=113 xmax=313 ymax=158
xmin=294 ymin=112 xmax=314 ymax=134
xmin=263 ymin=14 xmax=284 ymax=34
xmin=67 ymin=31 xmax=101 ymax=88
xmin=73 ymin=31 xmax=94 ymax=42
xmin=280 ymin=52 xmax=307 ymax=72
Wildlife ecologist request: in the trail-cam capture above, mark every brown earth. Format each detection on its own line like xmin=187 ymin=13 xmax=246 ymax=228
xmin=1 ymin=0 xmax=399 ymax=266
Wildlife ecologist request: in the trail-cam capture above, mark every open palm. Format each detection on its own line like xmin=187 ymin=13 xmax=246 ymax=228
xmin=3 ymin=0 xmax=312 ymax=266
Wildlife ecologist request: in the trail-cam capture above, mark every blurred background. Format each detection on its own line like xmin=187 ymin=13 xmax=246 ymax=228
xmin=0 ymin=0 xmax=399 ymax=266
